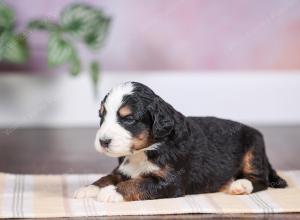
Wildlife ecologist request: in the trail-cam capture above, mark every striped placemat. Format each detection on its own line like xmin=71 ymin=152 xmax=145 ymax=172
xmin=0 ymin=171 xmax=299 ymax=218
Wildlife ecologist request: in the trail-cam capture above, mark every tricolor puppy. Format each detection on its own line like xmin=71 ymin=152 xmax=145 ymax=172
xmin=74 ymin=82 xmax=287 ymax=202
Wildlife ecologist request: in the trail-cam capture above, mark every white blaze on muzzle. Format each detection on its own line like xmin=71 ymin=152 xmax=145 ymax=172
xmin=94 ymin=82 xmax=134 ymax=157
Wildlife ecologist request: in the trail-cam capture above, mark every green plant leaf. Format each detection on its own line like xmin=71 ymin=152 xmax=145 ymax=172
xmin=69 ymin=54 xmax=81 ymax=76
xmin=83 ymin=16 xmax=110 ymax=49
xmin=27 ymin=20 xmax=60 ymax=32
xmin=0 ymin=30 xmax=11 ymax=60
xmin=60 ymin=3 xmax=110 ymax=49
xmin=89 ymin=60 xmax=100 ymax=96
xmin=60 ymin=4 xmax=100 ymax=37
xmin=0 ymin=2 xmax=14 ymax=30
xmin=0 ymin=3 xmax=29 ymax=64
xmin=47 ymin=33 xmax=75 ymax=67
xmin=2 ymin=33 xmax=28 ymax=63
xmin=90 ymin=60 xmax=99 ymax=84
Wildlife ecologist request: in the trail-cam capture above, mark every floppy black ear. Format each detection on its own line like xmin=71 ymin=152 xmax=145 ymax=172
xmin=147 ymin=97 xmax=174 ymax=139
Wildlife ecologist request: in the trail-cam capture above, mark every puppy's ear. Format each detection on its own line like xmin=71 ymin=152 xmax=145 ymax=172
xmin=147 ymin=97 xmax=174 ymax=139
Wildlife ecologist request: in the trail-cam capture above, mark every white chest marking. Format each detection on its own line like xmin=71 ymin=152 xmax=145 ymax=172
xmin=118 ymin=152 xmax=160 ymax=178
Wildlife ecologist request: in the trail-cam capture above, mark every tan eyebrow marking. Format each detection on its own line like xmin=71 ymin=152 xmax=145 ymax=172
xmin=118 ymin=105 xmax=132 ymax=117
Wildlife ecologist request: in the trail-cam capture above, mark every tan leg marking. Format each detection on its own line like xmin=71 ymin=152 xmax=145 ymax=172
xmin=116 ymin=178 xmax=145 ymax=201
xmin=242 ymin=150 xmax=254 ymax=175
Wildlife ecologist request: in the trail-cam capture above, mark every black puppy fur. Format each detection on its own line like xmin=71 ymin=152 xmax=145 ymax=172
xmin=93 ymin=82 xmax=287 ymax=201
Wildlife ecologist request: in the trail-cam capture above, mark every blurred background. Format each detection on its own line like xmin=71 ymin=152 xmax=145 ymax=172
xmin=0 ymin=0 xmax=300 ymax=173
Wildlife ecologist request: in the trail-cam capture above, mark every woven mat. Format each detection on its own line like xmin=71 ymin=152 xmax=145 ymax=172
xmin=0 ymin=171 xmax=299 ymax=218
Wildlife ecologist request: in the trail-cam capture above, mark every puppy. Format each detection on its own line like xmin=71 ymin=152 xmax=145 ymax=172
xmin=74 ymin=82 xmax=287 ymax=202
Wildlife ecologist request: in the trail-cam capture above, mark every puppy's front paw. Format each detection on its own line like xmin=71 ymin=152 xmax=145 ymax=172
xmin=73 ymin=185 xmax=100 ymax=199
xmin=228 ymin=179 xmax=253 ymax=195
xmin=97 ymin=185 xmax=124 ymax=202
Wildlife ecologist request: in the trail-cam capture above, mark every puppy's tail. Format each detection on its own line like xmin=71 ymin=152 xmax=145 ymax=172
xmin=268 ymin=162 xmax=287 ymax=188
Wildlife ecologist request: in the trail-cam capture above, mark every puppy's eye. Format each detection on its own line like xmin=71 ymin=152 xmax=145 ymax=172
xmin=121 ymin=115 xmax=136 ymax=124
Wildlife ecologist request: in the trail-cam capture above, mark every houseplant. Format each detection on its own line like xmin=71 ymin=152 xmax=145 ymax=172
xmin=0 ymin=2 xmax=110 ymax=94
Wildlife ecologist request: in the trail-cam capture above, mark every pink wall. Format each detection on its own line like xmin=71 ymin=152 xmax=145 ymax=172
xmin=2 ymin=0 xmax=300 ymax=72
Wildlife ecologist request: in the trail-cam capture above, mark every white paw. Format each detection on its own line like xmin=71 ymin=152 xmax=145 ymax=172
xmin=97 ymin=185 xmax=124 ymax=202
xmin=228 ymin=179 xmax=253 ymax=195
xmin=73 ymin=185 xmax=100 ymax=199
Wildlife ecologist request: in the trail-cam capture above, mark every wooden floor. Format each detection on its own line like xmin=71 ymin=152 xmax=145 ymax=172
xmin=0 ymin=125 xmax=300 ymax=219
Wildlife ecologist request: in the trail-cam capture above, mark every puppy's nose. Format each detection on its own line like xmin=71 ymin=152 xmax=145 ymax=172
xmin=100 ymin=138 xmax=111 ymax=148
